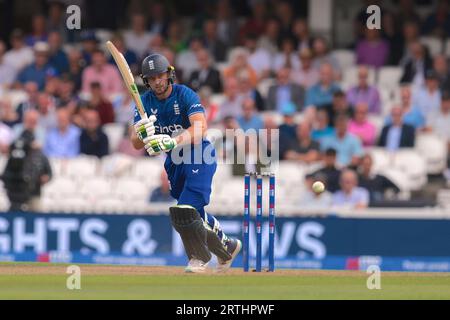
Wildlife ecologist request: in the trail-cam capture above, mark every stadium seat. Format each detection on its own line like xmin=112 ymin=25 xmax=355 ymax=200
xmin=114 ymin=177 xmax=149 ymax=201
xmin=94 ymin=197 xmax=127 ymax=214
xmin=100 ymin=153 xmax=134 ymax=177
xmin=257 ymin=78 xmax=276 ymax=99
xmin=420 ymin=36 xmax=443 ymax=56
xmin=415 ymin=133 xmax=448 ymax=174
xmin=377 ymin=66 xmax=403 ymax=90
xmin=131 ymin=158 xmax=164 ymax=185
xmin=3 ymin=89 xmax=28 ymax=110
xmin=341 ymin=66 xmax=376 ymax=89
xmin=63 ymin=156 xmax=99 ymax=179
xmin=331 ymin=50 xmax=355 ymax=71
xmin=210 ymin=94 xmax=226 ymax=106
xmin=42 ymin=177 xmax=79 ymax=200
xmin=392 ymin=149 xmax=428 ymax=191
xmin=80 ymin=177 xmax=114 ymax=200
xmin=103 ymin=123 xmax=125 ymax=153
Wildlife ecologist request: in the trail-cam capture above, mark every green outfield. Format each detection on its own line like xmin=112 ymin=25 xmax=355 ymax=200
xmin=0 ymin=263 xmax=450 ymax=299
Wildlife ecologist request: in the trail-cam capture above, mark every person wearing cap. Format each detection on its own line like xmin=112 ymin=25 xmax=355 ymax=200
xmin=267 ymin=67 xmax=305 ymax=112
xmin=80 ymin=30 xmax=99 ymax=66
xmin=278 ymin=101 xmax=298 ymax=141
xmin=412 ymin=69 xmax=442 ymax=116
xmin=291 ymin=47 xmax=319 ymax=89
xmin=3 ymin=29 xmax=34 ymax=72
xmin=15 ymin=41 xmax=58 ymax=91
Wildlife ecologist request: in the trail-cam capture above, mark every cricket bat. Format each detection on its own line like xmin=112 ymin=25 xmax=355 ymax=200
xmin=106 ymin=40 xmax=147 ymax=119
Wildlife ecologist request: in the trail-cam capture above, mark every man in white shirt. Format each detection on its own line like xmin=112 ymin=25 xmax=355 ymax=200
xmin=332 ymin=169 xmax=369 ymax=209
xmin=0 ymin=41 xmax=17 ymax=88
xmin=244 ymin=34 xmax=271 ymax=81
xmin=123 ymin=13 xmax=154 ymax=60
xmin=3 ymin=29 xmax=34 ymax=73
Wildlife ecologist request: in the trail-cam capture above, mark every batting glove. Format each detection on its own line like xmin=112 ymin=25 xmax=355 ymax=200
xmin=134 ymin=115 xmax=157 ymax=141
xmin=144 ymin=134 xmax=177 ymax=153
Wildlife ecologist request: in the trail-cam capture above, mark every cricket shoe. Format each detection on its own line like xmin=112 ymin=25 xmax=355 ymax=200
xmin=215 ymin=238 xmax=242 ymax=273
xmin=185 ymin=259 xmax=209 ymax=273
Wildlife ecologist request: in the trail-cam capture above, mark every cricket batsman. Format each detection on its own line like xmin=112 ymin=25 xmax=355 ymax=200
xmin=131 ymin=53 xmax=241 ymax=273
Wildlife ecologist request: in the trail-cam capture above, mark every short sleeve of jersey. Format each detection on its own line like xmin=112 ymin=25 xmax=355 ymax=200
xmin=181 ymin=86 xmax=205 ymax=117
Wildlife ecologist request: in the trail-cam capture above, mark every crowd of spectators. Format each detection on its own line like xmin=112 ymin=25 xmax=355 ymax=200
xmin=1 ymin=0 xmax=450 ymax=209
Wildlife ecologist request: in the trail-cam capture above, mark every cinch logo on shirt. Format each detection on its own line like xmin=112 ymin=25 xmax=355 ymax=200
xmin=157 ymin=124 xmax=183 ymax=134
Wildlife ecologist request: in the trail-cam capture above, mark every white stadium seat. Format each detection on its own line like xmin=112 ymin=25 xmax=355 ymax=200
xmin=377 ymin=66 xmax=402 ymax=90
xmin=392 ymin=149 xmax=428 ymax=191
xmin=368 ymin=147 xmax=393 ymax=174
xmin=103 ymin=123 xmax=125 ymax=153
xmin=420 ymin=36 xmax=443 ymax=56
xmin=415 ymin=133 xmax=448 ymax=174
xmin=80 ymin=177 xmax=114 ymax=200
xmin=331 ymin=50 xmax=355 ymax=71
xmin=114 ymin=177 xmax=149 ymax=201
xmin=63 ymin=156 xmax=99 ymax=178
xmin=100 ymin=153 xmax=134 ymax=177
xmin=341 ymin=66 xmax=376 ymax=89
xmin=42 ymin=177 xmax=79 ymax=200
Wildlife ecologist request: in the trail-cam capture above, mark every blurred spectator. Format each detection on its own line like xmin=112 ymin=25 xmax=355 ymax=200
xmin=3 ymin=29 xmax=34 ymax=73
xmin=311 ymin=148 xmax=341 ymax=193
xmin=150 ymin=170 xmax=175 ymax=203
xmin=25 ymin=14 xmax=48 ymax=46
xmin=396 ymin=20 xmax=420 ymax=66
xmin=257 ymin=18 xmax=280 ymax=56
xmin=144 ymin=33 xmax=166 ymax=58
xmin=57 ymin=76 xmax=79 ymax=111
xmin=292 ymin=18 xmax=313 ymax=51
xmin=433 ymin=54 xmax=450 ymax=92
xmin=108 ymin=33 xmax=138 ymax=75
xmin=223 ymin=48 xmax=258 ymax=88
xmin=218 ymin=77 xmax=243 ymax=119
xmin=124 ymin=13 xmax=154 ymax=60
xmin=12 ymin=109 xmax=46 ymax=148
xmin=280 ymin=121 xmax=320 ymax=163
xmin=198 ymin=86 xmax=219 ymax=125
xmin=0 ymin=120 xmax=13 ymax=154
xmin=346 ymin=65 xmax=381 ymax=114
xmin=238 ymin=1 xmax=267 ymax=43
xmin=312 ymin=37 xmax=340 ymax=75
xmin=117 ymin=124 xmax=145 ymax=157
xmin=305 ymin=63 xmax=341 ymax=108
xmin=357 ymin=154 xmax=399 ymax=204
xmin=236 ymin=69 xmax=265 ymax=111
xmin=278 ymin=102 xmax=297 ymax=141
xmin=0 ymin=40 xmax=16 ymax=88
xmin=15 ymin=82 xmax=39 ymax=122
xmin=267 ymin=67 xmax=304 ymax=112
xmin=37 ymin=92 xmax=58 ymax=130
xmin=275 ymin=0 xmax=295 ymax=40
xmin=159 ymin=47 xmax=183 ymax=82
xmin=244 ymin=33 xmax=271 ymax=81
xmin=176 ymin=36 xmax=203 ymax=82
xmin=16 ymin=42 xmax=58 ymax=91
xmin=67 ymin=48 xmax=84 ymax=92
xmin=273 ymin=36 xmax=300 ymax=71
xmin=0 ymin=99 xmax=20 ymax=127
xmin=394 ymin=0 xmax=421 ymax=31
xmin=311 ymin=108 xmax=335 ymax=142
xmin=356 ymin=28 xmax=389 ymax=69
xmin=166 ymin=21 xmax=187 ymax=54
xmin=80 ymin=109 xmax=109 ymax=158
xmin=412 ymin=70 xmax=442 ymax=116
xmin=424 ymin=90 xmax=450 ymax=146
xmin=47 ymin=31 xmax=69 ymax=75
xmin=348 ymin=103 xmax=377 ymax=147
xmin=325 ymin=90 xmax=353 ymax=127
xmin=291 ymin=48 xmax=319 ymax=89
xmin=80 ymin=30 xmax=99 ymax=66
xmin=400 ymin=41 xmax=432 ymax=88
xmin=81 ymin=49 xmax=123 ymax=96
xmin=44 ymin=108 xmax=80 ymax=158
xmin=379 ymin=105 xmax=415 ymax=151
xmin=202 ymin=18 xmax=228 ymax=62
xmin=88 ymin=82 xmax=115 ymax=125
xmin=2 ymin=130 xmax=52 ymax=212
xmin=114 ymin=92 xmax=134 ymax=125
xmin=298 ymin=174 xmax=333 ymax=209
xmin=216 ymin=0 xmax=239 ymax=47
xmin=320 ymin=114 xmax=364 ymax=167
xmin=386 ymin=85 xmax=425 ymax=129
xmin=422 ymin=0 xmax=450 ymax=37
xmin=332 ymin=169 xmax=369 ymax=209
xmin=188 ymin=49 xmax=222 ymax=93
xmin=147 ymin=1 xmax=170 ymax=36
xmin=44 ymin=76 xmax=60 ymax=98
xmin=47 ymin=1 xmax=68 ymax=42
xmin=237 ymin=98 xmax=264 ymax=131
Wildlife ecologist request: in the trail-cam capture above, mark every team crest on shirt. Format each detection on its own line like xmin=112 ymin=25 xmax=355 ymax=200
xmin=148 ymin=60 xmax=154 ymax=70
xmin=174 ymin=102 xmax=180 ymax=115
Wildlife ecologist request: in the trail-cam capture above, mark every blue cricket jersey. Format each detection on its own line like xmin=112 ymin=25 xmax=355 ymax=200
xmin=133 ymin=84 xmax=213 ymax=162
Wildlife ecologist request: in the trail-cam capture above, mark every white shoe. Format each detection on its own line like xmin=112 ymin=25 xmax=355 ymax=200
xmin=185 ymin=259 xmax=209 ymax=273
xmin=215 ymin=238 xmax=242 ymax=273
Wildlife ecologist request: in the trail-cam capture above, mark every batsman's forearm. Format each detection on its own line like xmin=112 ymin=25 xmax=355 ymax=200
xmin=175 ymin=123 xmax=206 ymax=146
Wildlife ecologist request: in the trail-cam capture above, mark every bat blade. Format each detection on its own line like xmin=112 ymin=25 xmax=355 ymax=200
xmin=106 ymin=40 xmax=147 ymax=119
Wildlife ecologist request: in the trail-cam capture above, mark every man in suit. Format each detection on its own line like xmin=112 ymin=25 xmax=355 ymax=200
xmin=400 ymin=41 xmax=432 ymax=87
xmin=378 ymin=105 xmax=415 ymax=151
xmin=266 ymin=67 xmax=305 ymax=112
xmin=187 ymin=49 xmax=222 ymax=93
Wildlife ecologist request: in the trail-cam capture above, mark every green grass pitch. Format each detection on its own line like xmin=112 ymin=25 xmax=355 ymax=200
xmin=0 ymin=263 xmax=450 ymax=299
